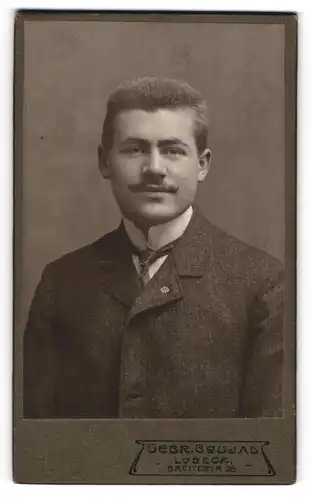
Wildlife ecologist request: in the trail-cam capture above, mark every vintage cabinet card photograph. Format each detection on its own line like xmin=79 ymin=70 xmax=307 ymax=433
xmin=13 ymin=11 xmax=297 ymax=484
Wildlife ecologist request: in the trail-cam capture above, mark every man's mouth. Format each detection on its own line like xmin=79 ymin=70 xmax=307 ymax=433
xmin=129 ymin=184 xmax=178 ymax=194
xmin=141 ymin=185 xmax=170 ymax=193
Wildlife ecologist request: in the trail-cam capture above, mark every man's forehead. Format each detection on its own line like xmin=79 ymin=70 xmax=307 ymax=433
xmin=113 ymin=108 xmax=196 ymax=141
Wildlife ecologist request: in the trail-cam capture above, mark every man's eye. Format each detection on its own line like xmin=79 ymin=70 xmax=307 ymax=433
xmin=164 ymin=148 xmax=186 ymax=156
xmin=122 ymin=145 xmax=144 ymax=155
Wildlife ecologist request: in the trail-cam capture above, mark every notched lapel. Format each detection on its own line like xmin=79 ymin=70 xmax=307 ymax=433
xmin=94 ymin=210 xmax=213 ymax=315
xmin=129 ymin=254 xmax=184 ymax=319
xmin=99 ymin=260 xmax=141 ymax=309
xmin=172 ymin=208 xmax=213 ymax=277
xmin=95 ymin=226 xmax=142 ymax=308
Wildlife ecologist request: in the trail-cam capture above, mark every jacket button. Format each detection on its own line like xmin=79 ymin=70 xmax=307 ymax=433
xmin=160 ymin=286 xmax=170 ymax=294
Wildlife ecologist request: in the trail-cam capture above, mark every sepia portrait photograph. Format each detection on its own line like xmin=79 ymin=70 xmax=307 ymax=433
xmin=13 ymin=11 xmax=296 ymax=484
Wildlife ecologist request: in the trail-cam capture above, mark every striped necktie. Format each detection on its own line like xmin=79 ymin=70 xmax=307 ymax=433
xmin=131 ymin=239 xmax=178 ymax=286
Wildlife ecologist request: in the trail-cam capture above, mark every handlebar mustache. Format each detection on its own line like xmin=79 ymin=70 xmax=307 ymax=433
xmin=129 ymin=184 xmax=178 ymax=194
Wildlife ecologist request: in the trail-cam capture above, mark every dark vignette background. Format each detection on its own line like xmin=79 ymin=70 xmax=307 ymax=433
xmin=21 ymin=20 xmax=285 ymax=328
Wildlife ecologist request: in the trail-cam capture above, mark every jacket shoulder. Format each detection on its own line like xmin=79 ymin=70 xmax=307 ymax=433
xmin=202 ymin=216 xmax=284 ymax=284
xmin=43 ymin=228 xmax=119 ymax=275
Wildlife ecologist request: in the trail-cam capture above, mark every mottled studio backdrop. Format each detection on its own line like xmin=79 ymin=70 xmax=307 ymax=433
xmin=21 ymin=20 xmax=285 ymax=326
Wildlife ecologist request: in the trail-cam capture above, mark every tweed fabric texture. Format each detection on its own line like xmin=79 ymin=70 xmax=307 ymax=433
xmin=23 ymin=210 xmax=284 ymax=418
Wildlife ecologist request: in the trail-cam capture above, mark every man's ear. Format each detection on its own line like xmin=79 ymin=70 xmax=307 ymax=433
xmin=198 ymin=148 xmax=212 ymax=182
xmin=97 ymin=144 xmax=110 ymax=179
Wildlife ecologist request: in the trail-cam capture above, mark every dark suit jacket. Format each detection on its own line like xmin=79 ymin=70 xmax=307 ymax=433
xmin=23 ymin=210 xmax=284 ymax=418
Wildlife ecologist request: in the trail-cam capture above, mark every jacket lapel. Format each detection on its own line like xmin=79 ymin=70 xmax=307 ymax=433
xmin=173 ymin=208 xmax=213 ymax=277
xmin=129 ymin=254 xmax=184 ymax=318
xmin=130 ymin=209 xmax=213 ymax=318
xmin=95 ymin=225 xmax=142 ymax=308
xmin=94 ymin=210 xmax=213 ymax=315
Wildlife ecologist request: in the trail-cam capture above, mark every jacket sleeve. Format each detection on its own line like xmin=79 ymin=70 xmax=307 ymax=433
xmin=240 ymin=264 xmax=284 ymax=417
xmin=23 ymin=264 xmax=57 ymax=417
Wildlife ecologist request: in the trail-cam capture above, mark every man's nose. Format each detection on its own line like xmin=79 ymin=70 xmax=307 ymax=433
xmin=143 ymin=150 xmax=167 ymax=176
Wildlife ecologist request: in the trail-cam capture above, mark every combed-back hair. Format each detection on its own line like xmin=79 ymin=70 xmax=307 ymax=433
xmin=101 ymin=76 xmax=209 ymax=154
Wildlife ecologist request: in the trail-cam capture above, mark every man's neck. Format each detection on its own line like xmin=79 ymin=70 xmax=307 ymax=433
xmin=123 ymin=206 xmax=193 ymax=251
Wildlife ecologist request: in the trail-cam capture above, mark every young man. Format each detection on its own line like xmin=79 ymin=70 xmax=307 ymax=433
xmin=23 ymin=77 xmax=284 ymax=419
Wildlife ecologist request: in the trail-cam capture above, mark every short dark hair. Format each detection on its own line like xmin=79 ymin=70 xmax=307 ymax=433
xmin=101 ymin=76 xmax=209 ymax=154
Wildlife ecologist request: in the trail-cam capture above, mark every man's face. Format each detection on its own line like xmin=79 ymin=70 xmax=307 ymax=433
xmin=99 ymin=108 xmax=211 ymax=227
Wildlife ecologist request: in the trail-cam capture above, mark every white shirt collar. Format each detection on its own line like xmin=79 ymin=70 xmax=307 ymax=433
xmin=123 ymin=206 xmax=193 ymax=251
